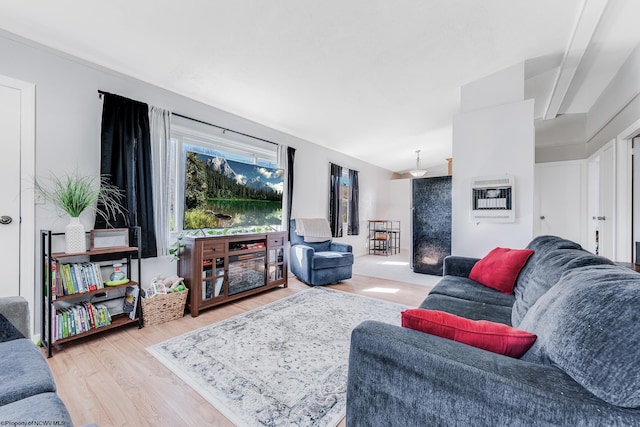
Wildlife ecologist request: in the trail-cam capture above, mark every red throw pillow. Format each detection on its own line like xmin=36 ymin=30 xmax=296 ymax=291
xmin=468 ymin=247 xmax=534 ymax=294
xmin=401 ymin=309 xmax=537 ymax=358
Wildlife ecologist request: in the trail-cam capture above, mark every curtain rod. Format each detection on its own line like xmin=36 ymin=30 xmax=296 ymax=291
xmin=97 ymin=90 xmax=278 ymax=147
xmin=171 ymin=112 xmax=278 ymax=147
xmin=97 ymin=90 xmax=147 ymax=106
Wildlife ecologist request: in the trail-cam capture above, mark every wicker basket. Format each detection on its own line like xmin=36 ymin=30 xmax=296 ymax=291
xmin=141 ymin=289 xmax=188 ymax=326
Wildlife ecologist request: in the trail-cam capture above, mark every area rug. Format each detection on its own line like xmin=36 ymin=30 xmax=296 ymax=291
xmin=147 ymin=287 xmax=406 ymax=426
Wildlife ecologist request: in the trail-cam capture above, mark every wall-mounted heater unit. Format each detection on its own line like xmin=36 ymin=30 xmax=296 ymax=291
xmin=471 ymin=175 xmax=515 ymax=223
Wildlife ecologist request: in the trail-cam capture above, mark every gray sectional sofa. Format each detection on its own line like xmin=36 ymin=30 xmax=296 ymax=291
xmin=347 ymin=235 xmax=640 ymax=426
xmin=0 ymin=296 xmax=73 ymax=425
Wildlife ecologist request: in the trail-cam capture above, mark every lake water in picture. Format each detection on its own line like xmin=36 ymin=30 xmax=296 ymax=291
xmin=204 ymin=199 xmax=282 ymax=228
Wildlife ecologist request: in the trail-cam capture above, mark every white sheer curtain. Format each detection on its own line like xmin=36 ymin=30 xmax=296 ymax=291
xmin=149 ymin=106 xmax=171 ymax=256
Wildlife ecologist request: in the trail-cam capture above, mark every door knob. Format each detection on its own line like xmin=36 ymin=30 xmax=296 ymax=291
xmin=540 ymin=216 xmax=545 ymax=220
xmin=0 ymin=216 xmax=12 ymax=225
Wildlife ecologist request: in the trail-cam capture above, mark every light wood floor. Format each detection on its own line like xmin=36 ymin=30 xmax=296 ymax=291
xmin=45 ymin=275 xmax=430 ymax=427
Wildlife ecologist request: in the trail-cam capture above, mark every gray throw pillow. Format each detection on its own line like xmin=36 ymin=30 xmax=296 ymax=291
xmin=519 ymin=264 xmax=640 ymax=408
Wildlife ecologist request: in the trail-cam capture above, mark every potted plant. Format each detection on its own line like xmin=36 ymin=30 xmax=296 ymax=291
xmin=36 ymin=172 xmax=127 ymax=253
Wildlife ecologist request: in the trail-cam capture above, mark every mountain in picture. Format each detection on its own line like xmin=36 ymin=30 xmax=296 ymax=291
xmin=203 ymin=155 xmax=283 ymax=200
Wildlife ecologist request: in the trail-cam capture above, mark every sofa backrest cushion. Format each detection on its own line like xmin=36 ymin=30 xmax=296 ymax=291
xmin=290 ymin=219 xmax=331 ymax=252
xmin=511 ymin=247 xmax=614 ymax=327
xmin=519 ymin=265 xmax=640 ymax=408
xmin=515 ymin=236 xmax=582 ymax=291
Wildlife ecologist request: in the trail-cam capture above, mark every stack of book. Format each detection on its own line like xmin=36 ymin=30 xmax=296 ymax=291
xmin=48 ymin=260 xmax=105 ymax=296
xmin=51 ymin=302 xmax=112 ymax=342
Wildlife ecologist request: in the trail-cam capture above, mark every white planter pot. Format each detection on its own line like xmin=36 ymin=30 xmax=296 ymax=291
xmin=65 ymin=217 xmax=86 ymax=254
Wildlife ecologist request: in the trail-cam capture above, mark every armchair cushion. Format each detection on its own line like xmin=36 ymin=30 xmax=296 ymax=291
xmin=312 ymin=251 xmax=354 ymax=269
xmin=330 ymin=242 xmax=352 ymax=252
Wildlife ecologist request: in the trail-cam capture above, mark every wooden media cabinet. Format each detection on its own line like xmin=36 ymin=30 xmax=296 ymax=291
xmin=180 ymin=231 xmax=288 ymax=317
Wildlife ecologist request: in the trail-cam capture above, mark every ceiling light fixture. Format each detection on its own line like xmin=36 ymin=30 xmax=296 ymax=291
xmin=410 ymin=150 xmax=427 ymax=178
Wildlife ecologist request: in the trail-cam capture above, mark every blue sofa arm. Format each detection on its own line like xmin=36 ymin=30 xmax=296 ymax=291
xmin=330 ymin=242 xmax=352 ymax=253
xmin=443 ymin=255 xmax=479 ymax=277
xmin=347 ymin=321 xmax=638 ymax=426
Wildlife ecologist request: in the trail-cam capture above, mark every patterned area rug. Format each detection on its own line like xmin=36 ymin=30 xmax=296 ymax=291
xmin=147 ymin=287 xmax=406 ymax=426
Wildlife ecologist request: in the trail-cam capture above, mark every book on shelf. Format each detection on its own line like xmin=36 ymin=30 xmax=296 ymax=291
xmin=55 ymin=262 xmax=106 ymax=296
xmin=50 ymin=301 xmax=113 ymax=341
xmin=123 ymin=286 xmax=139 ymax=320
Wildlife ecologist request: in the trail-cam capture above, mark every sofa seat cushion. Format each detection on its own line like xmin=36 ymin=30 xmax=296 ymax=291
xmin=430 ymin=276 xmax=515 ymax=308
xmin=0 ymin=392 xmax=72 ymax=425
xmin=311 ymin=251 xmax=354 ymax=269
xmin=420 ymin=294 xmax=513 ymax=325
xmin=402 ymin=309 xmax=536 ymax=357
xmin=511 ymin=248 xmax=613 ymax=327
xmin=469 ymin=247 xmax=534 ymax=294
xmin=519 ymin=264 xmax=640 ymax=408
xmin=0 ymin=338 xmax=57 ymax=406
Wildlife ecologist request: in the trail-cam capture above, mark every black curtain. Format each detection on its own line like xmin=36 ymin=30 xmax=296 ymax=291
xmin=348 ymin=169 xmax=359 ymax=235
xmin=287 ymin=146 xmax=296 ymax=233
xmin=329 ymin=162 xmax=343 ymax=237
xmin=96 ymin=93 xmax=157 ymax=258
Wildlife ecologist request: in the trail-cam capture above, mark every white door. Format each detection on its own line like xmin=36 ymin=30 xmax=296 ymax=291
xmin=0 ymin=85 xmax=22 ymax=296
xmin=598 ymin=144 xmax=615 ymax=259
xmin=535 ymin=161 xmax=586 ymax=246
xmin=0 ymin=76 xmax=35 ymax=334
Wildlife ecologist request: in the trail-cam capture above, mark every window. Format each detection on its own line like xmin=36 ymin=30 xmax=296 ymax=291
xmin=341 ymin=168 xmax=350 ymax=230
xmin=169 ymin=119 xmax=282 ymax=236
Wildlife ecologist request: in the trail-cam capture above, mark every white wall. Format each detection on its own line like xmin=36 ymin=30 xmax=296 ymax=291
xmin=461 ymin=63 xmax=524 ymax=113
xmin=0 ymin=30 xmax=392 ymax=324
xmin=452 ymin=64 xmax=534 ymax=257
xmin=587 ymin=45 xmax=640 ymax=152
xmin=289 ymin=136 xmax=393 ymax=256
xmin=379 ymin=178 xmax=411 ymax=252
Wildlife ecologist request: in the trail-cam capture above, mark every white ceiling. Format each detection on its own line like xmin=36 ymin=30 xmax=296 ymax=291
xmin=2 ymin=0 xmax=640 ymax=173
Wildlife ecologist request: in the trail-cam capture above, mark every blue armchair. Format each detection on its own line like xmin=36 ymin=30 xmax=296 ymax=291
xmin=289 ymin=219 xmax=354 ymax=286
